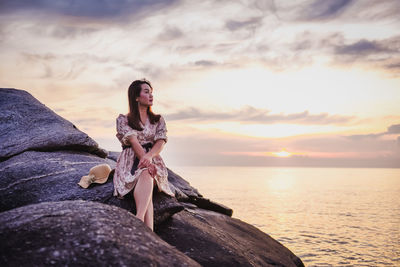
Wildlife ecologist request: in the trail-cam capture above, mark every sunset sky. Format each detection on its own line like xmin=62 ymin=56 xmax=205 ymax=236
xmin=1 ymin=0 xmax=399 ymax=167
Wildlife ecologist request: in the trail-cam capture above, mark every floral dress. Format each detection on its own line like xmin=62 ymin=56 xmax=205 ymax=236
xmin=113 ymin=114 xmax=175 ymax=199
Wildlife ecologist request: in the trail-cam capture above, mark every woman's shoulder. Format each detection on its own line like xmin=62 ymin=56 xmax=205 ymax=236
xmin=116 ymin=114 xmax=129 ymax=126
xmin=117 ymin=113 xmax=128 ymax=120
xmin=157 ymin=114 xmax=166 ymax=123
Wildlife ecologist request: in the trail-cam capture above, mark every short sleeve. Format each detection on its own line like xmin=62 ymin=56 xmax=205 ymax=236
xmin=116 ymin=114 xmax=138 ymax=146
xmin=154 ymin=116 xmax=168 ymax=143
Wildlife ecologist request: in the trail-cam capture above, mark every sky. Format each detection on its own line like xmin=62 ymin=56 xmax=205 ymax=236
xmin=1 ymin=0 xmax=399 ymax=168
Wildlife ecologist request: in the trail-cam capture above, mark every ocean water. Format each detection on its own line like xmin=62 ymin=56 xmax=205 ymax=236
xmin=169 ymin=166 xmax=400 ymax=267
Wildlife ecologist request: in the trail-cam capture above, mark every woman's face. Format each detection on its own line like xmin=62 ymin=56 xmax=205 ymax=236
xmin=136 ymin=83 xmax=153 ymax=107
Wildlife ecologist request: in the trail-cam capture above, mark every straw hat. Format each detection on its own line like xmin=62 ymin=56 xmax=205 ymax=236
xmin=78 ymin=164 xmax=112 ymax=189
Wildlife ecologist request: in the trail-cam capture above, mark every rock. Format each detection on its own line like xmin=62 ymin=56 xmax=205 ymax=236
xmin=0 ymin=88 xmax=107 ymax=160
xmin=0 ymin=200 xmax=200 ymax=266
xmin=0 ymin=150 xmax=116 ymax=212
xmin=106 ymin=151 xmax=120 ymax=162
xmin=166 ymin=168 xmax=233 ymax=216
xmin=182 ymin=196 xmax=233 ymax=216
xmin=167 ymin=168 xmax=202 ymax=199
xmin=156 ymin=208 xmax=304 ymax=267
xmin=0 ymin=150 xmax=184 ymax=226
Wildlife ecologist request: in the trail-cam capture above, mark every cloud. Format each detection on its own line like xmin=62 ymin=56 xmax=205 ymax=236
xmin=344 ymin=133 xmax=384 ymax=141
xmin=74 ymin=118 xmax=114 ymax=129
xmin=22 ymin=53 xmax=57 ymax=62
xmin=386 ymin=124 xmax=400 ymax=134
xmin=164 ymin=132 xmax=400 ymax=167
xmin=193 ymin=60 xmax=219 ymax=67
xmin=225 ymin=16 xmax=263 ymax=31
xmin=2 ymin=0 xmax=399 ymax=76
xmin=20 ymin=52 xmax=90 ymax=80
xmin=345 ymin=123 xmax=400 ymax=140
xmin=333 ymin=35 xmax=400 ymax=57
xmin=334 ymin=39 xmax=387 ymax=55
xmin=157 ymin=26 xmax=183 ymax=41
xmin=165 ymin=106 xmax=355 ymax=125
xmin=299 ymin=0 xmax=354 ymax=21
xmin=49 ymin=25 xmax=99 ymax=38
xmin=235 ymin=27 xmax=400 ymax=73
xmin=0 ymin=0 xmax=179 ymax=20
xmin=385 ymin=62 xmax=400 ymax=70
xmin=296 ymin=33 xmax=400 ymax=72
xmin=272 ymin=0 xmax=399 ymax=24
xmin=290 ymin=134 xmax=399 ymax=155
xmin=54 ymin=108 xmax=66 ymax=113
xmin=339 ymin=0 xmax=400 ymax=22
xmin=332 ymin=37 xmax=400 ymax=65
xmin=344 ymin=133 xmax=385 ymax=140
xmin=244 ymin=0 xmax=277 ymax=14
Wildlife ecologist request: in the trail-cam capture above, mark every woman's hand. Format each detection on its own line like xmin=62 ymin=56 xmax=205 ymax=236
xmin=147 ymin=163 xmax=157 ymax=177
xmin=138 ymin=152 xmax=153 ymax=169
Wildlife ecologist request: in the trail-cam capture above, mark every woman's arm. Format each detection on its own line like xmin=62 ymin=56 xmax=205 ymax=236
xmin=127 ymin=135 xmax=146 ymax=159
xmin=148 ymin=139 xmax=166 ymax=158
xmin=137 ymin=139 xmax=165 ymax=169
xmin=128 ymin=135 xmax=157 ymax=176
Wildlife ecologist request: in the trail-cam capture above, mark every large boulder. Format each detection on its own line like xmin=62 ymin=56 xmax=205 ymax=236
xmin=0 ymin=150 xmax=116 ymax=212
xmin=0 ymin=88 xmax=107 ymax=160
xmin=156 ymin=207 xmax=304 ymax=267
xmin=0 ymin=150 xmax=184 ymax=226
xmin=0 ymin=200 xmax=200 ymax=266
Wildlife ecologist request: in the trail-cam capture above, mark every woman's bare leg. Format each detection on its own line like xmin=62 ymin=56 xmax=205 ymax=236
xmin=133 ymin=170 xmax=154 ymax=222
xmin=144 ymin=198 xmax=154 ymax=231
xmin=143 ymin=179 xmax=156 ymax=230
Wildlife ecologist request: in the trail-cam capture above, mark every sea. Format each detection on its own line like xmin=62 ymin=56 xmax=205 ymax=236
xmin=168 ymin=166 xmax=400 ymax=267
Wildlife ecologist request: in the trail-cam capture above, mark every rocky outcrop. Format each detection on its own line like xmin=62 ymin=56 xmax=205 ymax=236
xmin=0 ymin=200 xmax=200 ymax=266
xmin=157 ymin=208 xmax=303 ymax=267
xmin=0 ymin=150 xmax=116 ymax=212
xmin=0 ymin=88 xmax=304 ymax=266
xmin=0 ymin=88 xmax=107 ymax=160
xmin=0 ymin=149 xmax=185 ymax=226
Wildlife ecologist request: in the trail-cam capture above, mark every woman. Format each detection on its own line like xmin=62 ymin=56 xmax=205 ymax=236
xmin=113 ymin=79 xmax=175 ymax=231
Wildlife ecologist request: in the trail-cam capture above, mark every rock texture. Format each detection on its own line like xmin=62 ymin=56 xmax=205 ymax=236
xmin=0 ymin=150 xmax=116 ymax=212
xmin=0 ymin=88 xmax=304 ymax=266
xmin=0 ymin=88 xmax=107 ymax=160
xmin=0 ymin=150 xmax=184 ymax=226
xmin=157 ymin=208 xmax=303 ymax=267
xmin=0 ymin=200 xmax=200 ymax=266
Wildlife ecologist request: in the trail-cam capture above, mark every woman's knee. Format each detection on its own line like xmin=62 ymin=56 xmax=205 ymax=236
xmin=138 ymin=169 xmax=153 ymax=181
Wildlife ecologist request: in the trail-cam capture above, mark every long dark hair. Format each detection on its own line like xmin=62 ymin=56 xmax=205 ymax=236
xmin=127 ymin=79 xmax=161 ymax=131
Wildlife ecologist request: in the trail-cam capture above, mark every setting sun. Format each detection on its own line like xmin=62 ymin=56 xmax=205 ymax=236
xmin=272 ymin=150 xmax=292 ymax=157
